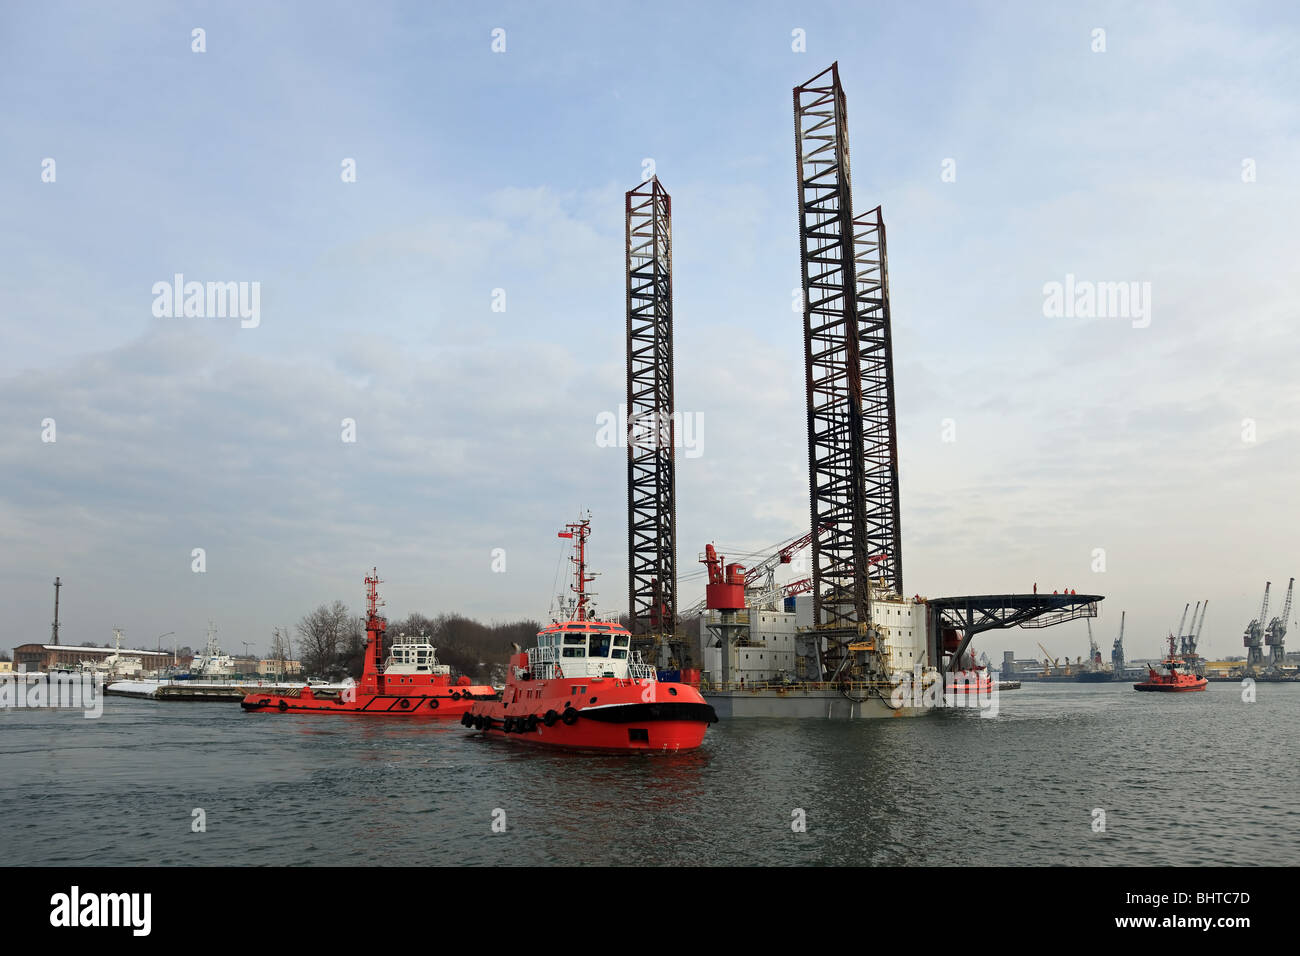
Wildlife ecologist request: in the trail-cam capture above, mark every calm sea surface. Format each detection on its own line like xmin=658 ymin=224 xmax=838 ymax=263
xmin=3 ymin=681 xmax=1297 ymax=866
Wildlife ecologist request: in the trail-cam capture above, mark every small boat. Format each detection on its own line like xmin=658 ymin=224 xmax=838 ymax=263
xmin=462 ymin=515 xmax=718 ymax=751
xmin=1133 ymin=635 xmax=1208 ymax=692
xmin=241 ymin=570 xmax=496 ymax=716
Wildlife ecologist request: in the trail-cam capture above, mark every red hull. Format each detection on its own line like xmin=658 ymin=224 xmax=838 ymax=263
xmin=242 ymin=686 xmax=496 ymax=716
xmin=1133 ymin=679 xmax=1207 ymax=692
xmin=464 ymin=676 xmax=716 ymax=752
xmin=242 ymin=569 xmax=497 ymax=717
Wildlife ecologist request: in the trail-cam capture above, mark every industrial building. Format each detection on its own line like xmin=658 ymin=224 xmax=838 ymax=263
xmin=12 ymin=643 xmax=172 ymax=673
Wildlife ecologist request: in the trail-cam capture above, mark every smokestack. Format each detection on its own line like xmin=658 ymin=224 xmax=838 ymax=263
xmin=51 ymin=576 xmax=62 ymax=645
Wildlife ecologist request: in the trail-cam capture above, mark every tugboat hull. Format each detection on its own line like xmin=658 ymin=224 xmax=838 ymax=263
xmin=242 ymin=689 xmax=496 ymax=715
xmin=465 ymin=678 xmax=718 ymax=752
xmin=1133 ymin=679 xmax=1207 ymax=692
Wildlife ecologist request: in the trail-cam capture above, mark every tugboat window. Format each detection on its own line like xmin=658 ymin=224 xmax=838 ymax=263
xmin=589 ymin=633 xmax=612 ymax=657
xmin=562 ymin=645 xmax=586 ymax=658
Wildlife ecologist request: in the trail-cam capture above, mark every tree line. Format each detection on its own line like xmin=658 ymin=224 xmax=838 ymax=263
xmin=289 ymin=602 xmax=540 ymax=681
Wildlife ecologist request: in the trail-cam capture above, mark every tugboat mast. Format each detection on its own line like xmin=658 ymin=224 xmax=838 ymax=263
xmin=365 ymin=568 xmax=387 ymax=689
xmin=559 ymin=516 xmax=595 ymax=622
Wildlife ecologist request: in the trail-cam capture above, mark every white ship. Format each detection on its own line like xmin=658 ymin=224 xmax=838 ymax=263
xmin=188 ymin=623 xmax=239 ymax=679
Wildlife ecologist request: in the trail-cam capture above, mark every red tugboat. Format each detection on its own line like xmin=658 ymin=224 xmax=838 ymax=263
xmin=241 ymin=570 xmax=497 ymax=716
xmin=462 ymin=516 xmax=718 ymax=751
xmin=1133 ymin=634 xmax=1208 ymax=692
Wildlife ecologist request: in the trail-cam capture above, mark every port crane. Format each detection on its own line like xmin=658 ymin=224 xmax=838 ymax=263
xmin=1110 ymin=611 xmax=1126 ymax=673
xmin=1265 ymin=577 xmax=1293 ymax=670
xmin=1037 ymin=641 xmax=1059 ymax=675
xmin=1243 ymin=581 xmax=1270 ymax=672
xmin=1187 ymin=600 xmax=1207 ymax=658
xmin=1172 ymin=602 xmax=1190 ymax=655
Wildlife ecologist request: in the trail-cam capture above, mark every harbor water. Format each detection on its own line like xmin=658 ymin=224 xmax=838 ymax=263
xmin=3 ymin=681 xmax=1296 ymax=866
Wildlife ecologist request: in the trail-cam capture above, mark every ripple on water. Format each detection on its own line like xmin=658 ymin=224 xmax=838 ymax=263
xmin=1 ymin=687 xmax=1296 ymax=865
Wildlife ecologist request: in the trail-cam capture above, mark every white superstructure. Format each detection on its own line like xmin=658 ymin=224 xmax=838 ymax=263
xmin=699 ymin=590 xmax=933 ymax=686
xmin=383 ymin=634 xmax=451 ymax=676
xmin=189 ymin=623 xmax=239 ymax=678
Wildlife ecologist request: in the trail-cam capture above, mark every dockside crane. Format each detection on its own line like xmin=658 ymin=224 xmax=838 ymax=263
xmin=1243 ymin=582 xmax=1270 ymax=673
xmin=1179 ymin=601 xmax=1200 ymax=657
xmin=1110 ymin=611 xmax=1126 ymax=673
xmin=1189 ymin=600 xmax=1207 ymax=658
xmin=1265 ymin=577 xmax=1293 ymax=670
xmin=1037 ymin=641 xmax=1059 ymax=675
xmin=1172 ymin=602 xmax=1190 ymax=655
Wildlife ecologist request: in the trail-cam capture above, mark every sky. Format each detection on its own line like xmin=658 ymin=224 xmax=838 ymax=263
xmin=1 ymin=1 xmax=1298 ymax=663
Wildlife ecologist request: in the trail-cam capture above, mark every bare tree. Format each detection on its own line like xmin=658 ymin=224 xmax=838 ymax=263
xmin=296 ymin=600 xmax=351 ymax=677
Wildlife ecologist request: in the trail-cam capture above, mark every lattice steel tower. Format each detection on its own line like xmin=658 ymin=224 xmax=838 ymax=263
xmin=853 ymin=205 xmax=903 ymax=595
xmin=794 ymin=62 xmax=902 ymax=677
xmin=625 ymin=176 xmax=678 ymax=664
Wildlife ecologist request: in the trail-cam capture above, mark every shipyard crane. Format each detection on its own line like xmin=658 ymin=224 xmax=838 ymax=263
xmin=1037 ymin=641 xmax=1059 ymax=674
xmin=1189 ymin=600 xmax=1207 ymax=658
xmin=1086 ymin=619 xmax=1100 ymax=665
xmin=1265 ymin=577 xmax=1293 ymax=669
xmin=1243 ymin=581 xmax=1270 ymax=672
xmin=1110 ymin=611 xmax=1126 ymax=673
xmin=1179 ymin=601 xmax=1200 ymax=657
xmin=1172 ymin=602 xmax=1190 ymax=653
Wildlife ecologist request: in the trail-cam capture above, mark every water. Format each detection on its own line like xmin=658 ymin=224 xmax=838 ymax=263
xmin=3 ymin=682 xmax=1297 ymax=866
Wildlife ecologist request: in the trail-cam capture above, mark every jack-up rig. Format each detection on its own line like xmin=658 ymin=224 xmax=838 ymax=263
xmin=664 ymin=63 xmax=1103 ymax=717
xmin=624 ymin=175 xmax=680 ymax=669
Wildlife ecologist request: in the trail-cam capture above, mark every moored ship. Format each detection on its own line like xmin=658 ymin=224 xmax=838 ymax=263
xmin=462 ymin=517 xmax=718 ymax=751
xmin=241 ymin=570 xmax=496 ymax=716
